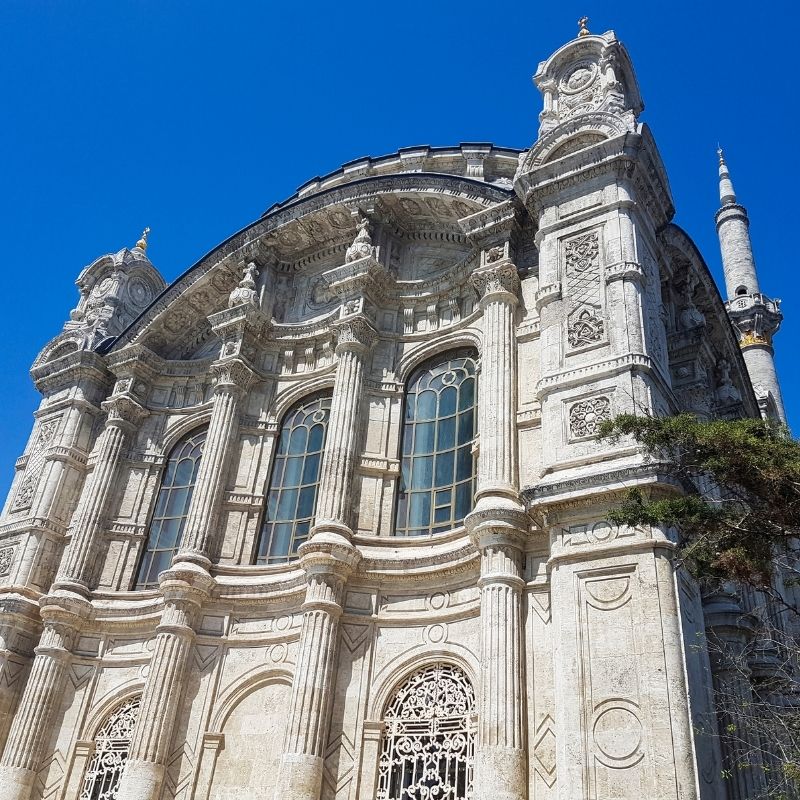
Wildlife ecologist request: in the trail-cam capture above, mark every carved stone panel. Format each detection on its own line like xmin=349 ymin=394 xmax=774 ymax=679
xmin=564 ymin=231 xmax=605 ymax=352
xmin=12 ymin=417 xmax=60 ymax=512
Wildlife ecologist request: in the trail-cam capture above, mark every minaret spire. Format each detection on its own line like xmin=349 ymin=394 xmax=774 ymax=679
xmin=717 ymin=146 xmax=737 ymax=206
xmin=715 ymin=148 xmax=786 ymax=423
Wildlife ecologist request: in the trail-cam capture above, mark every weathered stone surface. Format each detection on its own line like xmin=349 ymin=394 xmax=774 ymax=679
xmin=0 ymin=23 xmax=788 ymax=800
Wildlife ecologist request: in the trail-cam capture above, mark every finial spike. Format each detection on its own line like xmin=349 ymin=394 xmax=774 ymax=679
xmin=578 ymin=16 xmax=590 ymax=37
xmin=135 ymin=227 xmax=150 ymax=252
xmin=716 ymin=145 xmax=736 ymax=206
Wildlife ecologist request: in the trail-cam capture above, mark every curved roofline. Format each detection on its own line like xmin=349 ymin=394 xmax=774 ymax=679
xmin=660 ymin=221 xmax=761 ymax=417
xmin=100 ymin=168 xmax=517 ymax=354
xmin=263 ymin=142 xmax=525 ymax=216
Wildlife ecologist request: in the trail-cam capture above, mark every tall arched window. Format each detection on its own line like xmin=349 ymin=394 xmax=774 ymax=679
xmin=378 ymin=663 xmax=476 ymax=800
xmin=395 ymin=349 xmax=477 ymax=537
xmin=80 ymin=696 xmax=140 ymax=800
xmin=135 ymin=428 xmax=206 ymax=589
xmin=256 ymin=392 xmax=332 ymax=564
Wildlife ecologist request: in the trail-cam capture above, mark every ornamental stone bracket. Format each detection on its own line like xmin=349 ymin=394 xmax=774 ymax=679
xmin=208 ymin=303 xmax=271 ymax=363
xmin=724 ymin=292 xmax=782 ymax=349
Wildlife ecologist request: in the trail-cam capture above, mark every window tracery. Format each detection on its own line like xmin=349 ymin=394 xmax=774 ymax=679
xmin=395 ymin=350 xmax=477 ymax=536
xmin=135 ymin=428 xmax=206 ymax=589
xmin=256 ymin=392 xmax=332 ymax=564
xmin=378 ymin=663 xmax=476 ymax=800
xmin=80 ymin=696 xmax=139 ymax=800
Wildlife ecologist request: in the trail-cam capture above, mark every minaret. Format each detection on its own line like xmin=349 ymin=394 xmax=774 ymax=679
xmin=716 ymin=148 xmax=786 ymax=423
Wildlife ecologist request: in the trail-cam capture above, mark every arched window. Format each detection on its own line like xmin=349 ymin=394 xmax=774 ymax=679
xmin=256 ymin=392 xmax=332 ymax=564
xmin=80 ymin=696 xmax=140 ymax=800
xmin=378 ymin=663 xmax=476 ymax=800
xmin=395 ymin=349 xmax=477 ymax=537
xmin=135 ymin=428 xmax=206 ymax=589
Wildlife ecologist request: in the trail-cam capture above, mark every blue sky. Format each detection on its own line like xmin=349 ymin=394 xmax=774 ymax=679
xmin=0 ymin=1 xmax=796 ymax=501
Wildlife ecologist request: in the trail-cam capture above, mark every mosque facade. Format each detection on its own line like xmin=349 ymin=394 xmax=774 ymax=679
xmin=0 ymin=21 xmax=791 ymax=800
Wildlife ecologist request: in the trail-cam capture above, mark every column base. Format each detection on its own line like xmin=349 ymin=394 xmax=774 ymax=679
xmin=0 ymin=765 xmax=35 ymax=800
xmin=115 ymin=758 xmax=166 ymax=800
xmin=273 ymin=752 xmax=324 ymax=800
xmin=474 ymin=746 xmax=527 ymax=800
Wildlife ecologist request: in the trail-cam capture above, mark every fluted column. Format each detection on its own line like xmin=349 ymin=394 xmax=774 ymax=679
xmin=0 ymin=597 xmax=89 ymax=800
xmin=177 ymin=358 xmax=253 ymax=565
xmin=466 ymin=252 xmax=529 ymax=800
xmin=313 ymin=316 xmax=375 ymax=533
xmin=57 ymin=394 xmax=147 ymax=592
xmin=273 ymin=314 xmax=371 ymax=800
xmin=115 ymin=565 xmax=212 ymax=800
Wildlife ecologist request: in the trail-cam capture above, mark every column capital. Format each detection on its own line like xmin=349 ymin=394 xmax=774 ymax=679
xmin=100 ymin=394 xmax=149 ymax=429
xmin=209 ymin=357 xmax=256 ymax=395
xmin=471 ymin=256 xmax=520 ymax=306
xmin=331 ymin=314 xmax=378 ymax=354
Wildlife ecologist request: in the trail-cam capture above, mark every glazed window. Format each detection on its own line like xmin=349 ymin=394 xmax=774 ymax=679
xmin=80 ymin=696 xmax=140 ymax=800
xmin=134 ymin=428 xmax=206 ymax=590
xmin=255 ymin=392 xmax=332 ymax=564
xmin=378 ymin=663 xmax=476 ymax=800
xmin=395 ymin=349 xmax=477 ymax=536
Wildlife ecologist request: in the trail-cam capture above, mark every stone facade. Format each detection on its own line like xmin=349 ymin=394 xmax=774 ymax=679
xmin=0 ymin=24 xmax=792 ymax=800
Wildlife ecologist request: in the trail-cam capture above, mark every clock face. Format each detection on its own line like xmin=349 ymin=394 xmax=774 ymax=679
xmin=561 ymin=62 xmax=596 ymax=94
xmin=128 ymin=276 xmax=150 ymax=306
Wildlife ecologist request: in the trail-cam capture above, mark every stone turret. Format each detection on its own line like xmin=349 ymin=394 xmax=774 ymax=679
xmin=715 ymin=149 xmax=786 ymax=423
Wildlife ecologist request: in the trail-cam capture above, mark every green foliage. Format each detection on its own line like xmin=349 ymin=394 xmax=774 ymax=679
xmin=599 ymin=414 xmax=800 ymax=590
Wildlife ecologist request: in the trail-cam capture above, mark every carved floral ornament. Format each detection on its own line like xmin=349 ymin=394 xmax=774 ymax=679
xmin=12 ymin=417 xmax=60 ymax=511
xmin=210 ymin=359 xmax=255 ymax=392
xmin=0 ymin=545 xmax=15 ymax=577
xmin=470 ymin=261 xmax=520 ymax=300
xmin=569 ymin=395 xmax=611 ymax=439
xmin=567 ymin=308 xmax=604 ymax=348
xmin=332 ymin=316 xmax=378 ymax=351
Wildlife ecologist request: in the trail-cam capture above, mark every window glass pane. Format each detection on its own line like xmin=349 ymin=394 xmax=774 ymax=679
xmin=411 ymin=456 xmax=433 ymax=489
xmin=395 ymin=349 xmax=477 ymax=537
xmin=302 ymin=452 xmax=321 ymax=485
xmin=456 ymin=446 xmax=473 ymax=482
xmin=174 ymin=458 xmax=195 ymax=486
xmin=416 ymin=390 xmax=437 ymax=420
xmin=409 ymin=493 xmax=431 ymax=528
xmin=276 ymin=488 xmax=298 ymax=520
xmin=436 ymin=416 xmax=455 ymax=451
xmin=439 ymin=385 xmax=457 ymax=417
xmin=256 ymin=392 xmax=332 ymax=564
xmin=457 ymin=409 xmax=474 ymax=445
xmin=435 ymin=451 xmax=454 ymax=487
xmin=413 ymin=422 xmax=435 ymax=454
xmin=135 ymin=428 xmax=206 ymax=590
xmin=308 ymin=423 xmax=325 ymax=452
xmin=283 ymin=456 xmax=303 ymax=487
xmin=459 ymin=378 xmax=474 ymax=411
xmin=288 ymin=427 xmax=308 ymax=455
xmin=455 ymin=481 xmax=473 ymax=522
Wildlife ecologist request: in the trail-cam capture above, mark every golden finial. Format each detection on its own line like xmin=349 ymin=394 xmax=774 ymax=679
xmin=578 ymin=16 xmax=590 ymax=37
xmin=717 ymin=144 xmax=726 ymax=166
xmin=135 ymin=227 xmax=150 ymax=252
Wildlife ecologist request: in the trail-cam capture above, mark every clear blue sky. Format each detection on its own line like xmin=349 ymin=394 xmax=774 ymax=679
xmin=0 ymin=1 xmax=796 ymax=502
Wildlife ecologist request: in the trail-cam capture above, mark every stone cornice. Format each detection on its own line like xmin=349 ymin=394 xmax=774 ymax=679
xmin=523 ymin=462 xmax=685 ymax=509
xmin=30 ymin=349 xmax=112 ymax=395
